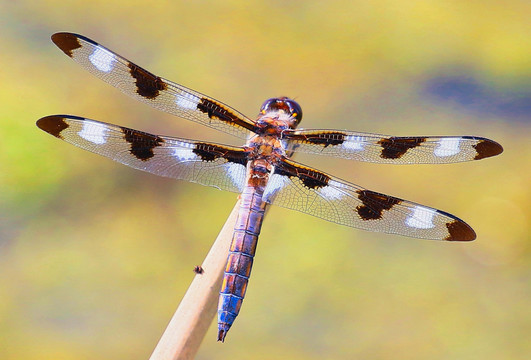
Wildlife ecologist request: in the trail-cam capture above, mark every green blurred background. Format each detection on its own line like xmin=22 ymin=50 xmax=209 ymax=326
xmin=1 ymin=1 xmax=529 ymax=359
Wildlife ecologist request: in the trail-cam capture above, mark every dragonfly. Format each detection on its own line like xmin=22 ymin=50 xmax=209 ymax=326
xmin=37 ymin=32 xmax=503 ymax=342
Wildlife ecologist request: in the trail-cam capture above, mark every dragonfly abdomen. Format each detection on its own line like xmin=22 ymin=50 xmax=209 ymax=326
xmin=217 ymin=185 xmax=267 ymax=342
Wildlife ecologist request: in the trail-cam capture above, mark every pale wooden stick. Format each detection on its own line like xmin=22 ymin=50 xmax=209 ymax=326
xmin=149 ymin=200 xmax=240 ymax=360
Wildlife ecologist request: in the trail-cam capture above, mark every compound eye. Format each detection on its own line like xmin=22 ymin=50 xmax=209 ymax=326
xmin=259 ymin=98 xmax=277 ymax=114
xmin=285 ymin=99 xmax=303 ymax=123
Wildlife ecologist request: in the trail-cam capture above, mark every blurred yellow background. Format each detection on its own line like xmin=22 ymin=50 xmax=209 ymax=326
xmin=1 ymin=1 xmax=529 ymax=359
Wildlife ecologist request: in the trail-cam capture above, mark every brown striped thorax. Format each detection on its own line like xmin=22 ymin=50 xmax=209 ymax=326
xmin=38 ymin=32 xmax=503 ymax=343
xmin=244 ymin=97 xmax=303 ymax=178
xmin=247 ymin=97 xmax=302 ymax=165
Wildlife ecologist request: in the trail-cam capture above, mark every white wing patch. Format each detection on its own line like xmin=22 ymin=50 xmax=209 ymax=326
xmin=263 ymin=173 xmax=290 ymax=203
xmin=78 ymin=121 xmax=107 ymax=144
xmin=173 ymin=146 xmax=196 ymax=161
xmin=343 ymin=135 xmax=364 ymax=151
xmin=88 ymin=46 xmax=116 ymax=72
xmin=406 ymin=206 xmax=437 ymax=229
xmin=224 ymin=163 xmax=246 ymax=192
xmin=175 ymin=93 xmax=200 ymax=110
xmin=434 ymin=138 xmax=461 ymax=157
xmin=319 ymin=180 xmax=346 ymax=200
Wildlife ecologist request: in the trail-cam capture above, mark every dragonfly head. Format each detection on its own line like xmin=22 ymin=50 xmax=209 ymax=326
xmin=259 ymin=97 xmax=302 ymax=125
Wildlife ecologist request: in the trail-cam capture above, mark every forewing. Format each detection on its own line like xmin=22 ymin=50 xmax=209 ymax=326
xmin=263 ymin=158 xmax=476 ymax=241
xmin=51 ymin=32 xmax=257 ymax=139
xmin=37 ymin=115 xmax=249 ymax=193
xmin=283 ymin=129 xmax=503 ymax=164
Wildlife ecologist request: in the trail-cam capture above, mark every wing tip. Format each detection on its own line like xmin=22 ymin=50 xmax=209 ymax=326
xmin=51 ymin=32 xmax=97 ymax=57
xmin=37 ymin=115 xmax=70 ymax=138
xmin=51 ymin=32 xmax=81 ymax=57
xmin=474 ymin=138 xmax=503 ymax=160
xmin=445 ymin=219 xmax=476 ymax=241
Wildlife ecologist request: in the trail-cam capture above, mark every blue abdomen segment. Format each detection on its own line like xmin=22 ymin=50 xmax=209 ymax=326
xmin=217 ymin=186 xmax=266 ymax=342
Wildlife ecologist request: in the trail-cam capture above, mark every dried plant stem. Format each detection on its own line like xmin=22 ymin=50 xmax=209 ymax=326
xmin=149 ymin=200 xmax=241 ymax=360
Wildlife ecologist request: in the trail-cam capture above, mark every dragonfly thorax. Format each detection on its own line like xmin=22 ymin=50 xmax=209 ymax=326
xmin=245 ymin=134 xmax=286 ymax=160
